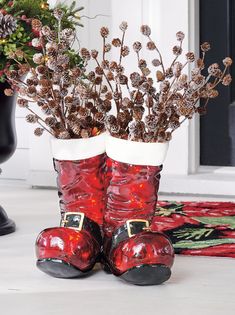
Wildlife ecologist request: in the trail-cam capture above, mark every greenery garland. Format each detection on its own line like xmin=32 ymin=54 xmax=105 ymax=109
xmin=0 ymin=0 xmax=84 ymax=82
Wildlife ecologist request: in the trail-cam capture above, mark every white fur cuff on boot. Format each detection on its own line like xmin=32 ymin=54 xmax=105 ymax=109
xmin=51 ymin=133 xmax=106 ymax=160
xmin=105 ymin=135 xmax=169 ymax=166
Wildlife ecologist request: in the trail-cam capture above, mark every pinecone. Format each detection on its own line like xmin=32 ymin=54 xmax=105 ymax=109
xmin=223 ymin=57 xmax=233 ymax=67
xmin=129 ymin=121 xmax=145 ymax=139
xmin=91 ymin=50 xmax=98 ymax=59
xmin=94 ymin=112 xmax=105 ymax=123
xmin=173 ymin=46 xmax=182 ymax=56
xmin=17 ymin=99 xmax=28 ymax=108
xmin=95 ymin=66 xmax=104 ymax=75
xmin=27 ymin=86 xmax=37 ymax=97
xmin=61 ymin=28 xmax=74 ymax=44
xmin=201 ymin=42 xmax=211 ymax=52
xmin=140 ymin=25 xmax=151 ymax=36
xmin=130 ymin=72 xmax=142 ymax=87
xmin=121 ymin=46 xmax=130 ymax=57
xmin=119 ymin=21 xmax=128 ymax=31
xmin=4 ymin=89 xmax=14 ymax=96
xmin=186 ymin=52 xmax=195 ymax=62
xmin=31 ymin=19 xmax=42 ymax=31
xmin=81 ymin=129 xmax=91 ymax=138
xmin=112 ymin=38 xmax=121 ymax=47
xmin=118 ymin=74 xmax=128 ymax=85
xmin=208 ymin=63 xmax=220 ymax=76
xmin=26 ymin=114 xmax=38 ymax=124
xmin=169 ymin=119 xmax=180 ymax=130
xmin=100 ymin=27 xmax=109 ymax=38
xmin=222 ymin=74 xmax=232 ymax=86
xmin=144 ymin=132 xmax=154 ymax=143
xmin=53 ymin=8 xmax=64 ymax=21
xmin=103 ymin=99 xmax=112 ymax=112
xmin=0 ymin=13 xmax=17 ymax=39
xmin=132 ymin=106 xmax=144 ymax=121
xmin=139 ymin=59 xmax=147 ymax=69
xmin=109 ymin=61 xmax=118 ymax=71
xmin=78 ymin=107 xmax=89 ymax=118
xmin=147 ymin=41 xmax=156 ymax=50
xmin=133 ymin=41 xmax=142 ymax=53
xmin=101 ymin=85 xmax=108 ymax=93
xmin=152 ymin=59 xmax=161 ymax=67
xmin=109 ymin=122 xmax=120 ymax=135
xmin=45 ymin=117 xmax=57 ymax=127
xmin=34 ymin=128 xmax=44 ymax=137
xmin=176 ymin=31 xmax=185 ymax=41
xmin=80 ymin=48 xmax=91 ymax=60
xmin=71 ymin=125 xmax=81 ymax=136
xmin=58 ymin=131 xmax=70 ymax=139
xmin=104 ymin=44 xmax=111 ymax=52
xmin=62 ymin=72 xmax=70 ymax=85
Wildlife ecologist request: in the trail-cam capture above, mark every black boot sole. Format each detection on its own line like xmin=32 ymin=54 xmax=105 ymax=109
xmin=0 ymin=219 xmax=16 ymax=236
xmin=101 ymin=262 xmax=112 ymax=274
xmin=37 ymin=258 xmax=92 ymax=279
xmin=119 ymin=264 xmax=171 ymax=286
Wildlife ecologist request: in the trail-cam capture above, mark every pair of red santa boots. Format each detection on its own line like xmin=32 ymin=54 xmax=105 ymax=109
xmin=36 ymin=134 xmax=174 ymax=285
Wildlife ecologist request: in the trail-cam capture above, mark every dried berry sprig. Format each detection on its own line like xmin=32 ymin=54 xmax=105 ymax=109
xmin=5 ymin=11 xmax=111 ymax=139
xmin=92 ymin=23 xmax=232 ymax=143
xmin=141 ymin=25 xmax=166 ymax=76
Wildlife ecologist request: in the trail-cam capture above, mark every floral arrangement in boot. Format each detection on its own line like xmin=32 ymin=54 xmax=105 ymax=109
xmin=0 ymin=0 xmax=84 ymax=82
xmin=91 ymin=23 xmax=232 ymax=143
xmin=5 ymin=9 xmax=113 ymax=139
xmin=91 ymin=23 xmax=232 ymax=285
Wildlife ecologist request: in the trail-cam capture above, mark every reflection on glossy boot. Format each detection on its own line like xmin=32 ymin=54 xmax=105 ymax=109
xmin=104 ymin=219 xmax=174 ymax=285
xmin=36 ymin=213 xmax=102 ymax=278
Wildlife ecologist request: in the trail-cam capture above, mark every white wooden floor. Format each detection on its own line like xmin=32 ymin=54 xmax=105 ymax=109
xmin=0 ymin=181 xmax=235 ymax=315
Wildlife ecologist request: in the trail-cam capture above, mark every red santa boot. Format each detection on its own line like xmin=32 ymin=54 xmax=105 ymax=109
xmin=103 ymin=135 xmax=174 ymax=285
xmin=36 ymin=133 xmax=106 ymax=278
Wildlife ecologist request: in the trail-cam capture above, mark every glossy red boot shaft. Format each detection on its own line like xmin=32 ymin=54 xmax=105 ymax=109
xmin=104 ymin=157 xmax=162 ymax=238
xmin=54 ymin=153 xmax=105 ymax=226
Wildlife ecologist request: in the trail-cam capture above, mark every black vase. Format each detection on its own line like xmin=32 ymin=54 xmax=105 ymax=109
xmin=0 ymin=82 xmax=16 ymax=235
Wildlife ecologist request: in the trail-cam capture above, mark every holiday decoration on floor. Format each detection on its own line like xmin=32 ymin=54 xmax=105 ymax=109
xmin=153 ymin=201 xmax=235 ymax=258
xmin=92 ymin=22 xmax=231 ymax=285
xmin=5 ymin=14 xmax=232 ymax=285
xmin=103 ymin=137 xmax=174 ymax=285
xmin=36 ymin=134 xmax=106 ymax=278
xmin=3 ymin=8 xmax=108 ymax=278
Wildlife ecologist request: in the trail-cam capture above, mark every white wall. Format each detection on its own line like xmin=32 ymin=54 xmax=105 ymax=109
xmin=0 ymin=97 xmax=30 ymax=180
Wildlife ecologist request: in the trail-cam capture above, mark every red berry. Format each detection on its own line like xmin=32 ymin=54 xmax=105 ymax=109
xmin=0 ymin=9 xmax=7 ymax=14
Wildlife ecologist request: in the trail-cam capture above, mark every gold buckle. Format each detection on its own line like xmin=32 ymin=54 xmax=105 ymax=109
xmin=60 ymin=212 xmax=85 ymax=231
xmin=126 ymin=219 xmax=150 ymax=238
